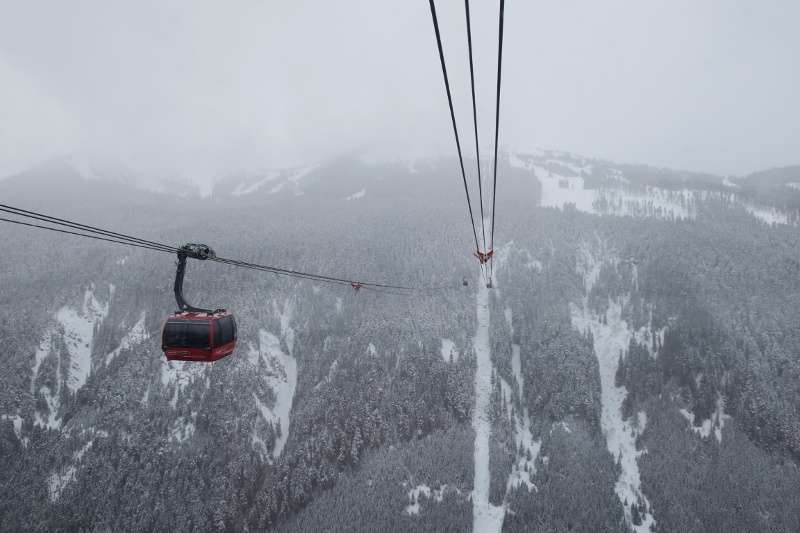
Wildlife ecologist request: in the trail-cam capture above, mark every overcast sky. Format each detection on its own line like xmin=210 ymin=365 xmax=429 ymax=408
xmin=1 ymin=0 xmax=798 ymax=184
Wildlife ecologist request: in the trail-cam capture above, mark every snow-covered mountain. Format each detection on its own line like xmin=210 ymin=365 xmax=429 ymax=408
xmin=1 ymin=151 xmax=800 ymax=532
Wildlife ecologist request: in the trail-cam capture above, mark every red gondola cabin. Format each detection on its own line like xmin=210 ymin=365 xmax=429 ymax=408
xmin=162 ymin=312 xmax=237 ymax=362
xmin=161 ymin=244 xmax=237 ymax=362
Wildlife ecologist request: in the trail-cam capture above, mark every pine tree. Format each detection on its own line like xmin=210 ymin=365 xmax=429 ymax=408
xmin=631 ymin=501 xmax=642 ymax=526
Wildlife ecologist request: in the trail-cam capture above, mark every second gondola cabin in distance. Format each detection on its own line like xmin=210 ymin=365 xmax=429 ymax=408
xmin=161 ymin=244 xmax=237 ymax=362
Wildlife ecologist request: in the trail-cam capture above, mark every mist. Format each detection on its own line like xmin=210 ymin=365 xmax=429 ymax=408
xmin=1 ymin=0 xmax=798 ymax=185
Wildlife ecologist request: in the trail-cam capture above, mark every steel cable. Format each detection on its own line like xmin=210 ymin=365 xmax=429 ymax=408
xmin=0 ymin=204 xmax=455 ymax=294
xmin=489 ymin=0 xmax=505 ymax=281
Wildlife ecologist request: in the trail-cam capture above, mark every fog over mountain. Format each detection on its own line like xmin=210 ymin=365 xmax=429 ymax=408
xmin=2 ymin=0 xmax=800 ymax=182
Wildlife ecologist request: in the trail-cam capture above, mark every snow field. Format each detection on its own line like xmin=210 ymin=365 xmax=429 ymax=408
xmin=745 ymin=205 xmax=791 ymax=225
xmin=472 ymin=285 xmax=506 ymax=533
xmin=250 ymin=301 xmax=297 ymax=458
xmin=62 ymin=287 xmax=109 ymax=394
xmin=504 ymin=308 xmax=524 ymax=400
xmin=169 ymin=415 xmax=197 ymax=444
xmin=488 ymin=248 xmax=542 ymax=509
xmin=571 ymin=299 xmax=654 ymax=532
xmin=524 ymin=250 xmax=543 ymax=272
xmin=498 ymin=374 xmax=540 ymax=494
xmin=441 ymin=339 xmax=459 ymax=363
xmin=32 ymin=286 xmax=109 ymax=430
xmin=31 ymin=331 xmax=54 ymax=396
xmin=346 ymin=188 xmax=366 ymax=200
xmin=534 ymin=165 xmax=597 ymax=213
xmin=161 ymin=358 xmax=206 ymax=410
xmin=511 ymin=151 xmax=796 ymax=226
xmin=230 ymin=165 xmax=317 ymax=197
xmin=47 ymin=434 xmax=103 ymax=502
xmin=403 ymin=483 xmax=459 ymax=515
xmin=679 ymin=395 xmax=731 ymax=443
xmin=105 ymin=312 xmax=148 ymax=366
xmin=232 ymin=170 xmax=280 ymax=196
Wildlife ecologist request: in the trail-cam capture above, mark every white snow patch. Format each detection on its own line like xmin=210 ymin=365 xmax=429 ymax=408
xmin=47 ymin=438 xmax=98 ymax=502
xmin=680 ymin=396 xmax=731 ymax=443
xmin=495 ymin=371 xmax=542 ymax=496
xmin=336 ymin=297 xmax=342 ymax=313
xmin=168 ymin=416 xmax=196 ymax=444
xmin=570 ymin=298 xmax=655 ymax=533
xmin=347 ymin=188 xmax=366 ymax=201
xmin=510 ymin=345 xmax=523 ymax=399
xmin=504 ymin=308 xmax=524 ymax=401
xmin=105 ymin=312 xmax=148 ymax=366
xmin=31 ymin=332 xmax=53 ymax=395
xmin=32 ymin=330 xmax=62 ymax=429
xmin=631 ymin=321 xmax=664 ymax=357
xmin=404 ymin=484 xmax=457 ymax=515
xmin=788 ymin=182 xmax=800 ymax=190
xmin=274 ymin=299 xmax=295 ymax=355
xmin=525 ymin=251 xmax=543 ymax=271
xmin=287 ymin=164 xmax=318 ymax=183
xmin=116 ymin=256 xmax=128 ymax=266
xmin=594 ymin=187 xmax=695 ymax=220
xmin=441 ymin=339 xmax=459 ymax=363
xmin=35 ymin=382 xmax=62 ymax=430
xmin=533 ymin=160 xmax=694 ymax=220
xmin=249 ymin=329 xmax=297 ymax=457
xmin=544 ymin=158 xmax=590 ymax=175
xmin=576 ymin=242 xmax=602 ymax=294
xmin=535 ymin=165 xmax=596 ymax=213
xmin=472 ymin=285 xmax=506 ymax=533
xmin=251 ymin=429 xmax=270 ymax=456
xmin=160 ymin=359 xmax=205 ymax=410
xmin=231 ymin=170 xmax=280 ymax=196
xmin=315 ymin=360 xmax=339 ymax=390
xmin=1 ymin=415 xmax=23 ymax=441
xmin=60 ymin=287 xmax=108 ymax=394
xmin=679 ymin=408 xmax=712 ymax=438
xmin=405 ymin=484 xmax=431 ymax=515
xmin=722 ymin=177 xmax=739 ymax=188
xmin=505 ymin=403 xmax=541 ymax=494
xmin=368 ymin=343 xmax=377 ymax=356
xmin=31 ymin=286 xmax=108 ymax=428
xmin=745 ymin=205 xmax=791 ymax=225
xmin=48 ymin=467 xmax=77 ymax=502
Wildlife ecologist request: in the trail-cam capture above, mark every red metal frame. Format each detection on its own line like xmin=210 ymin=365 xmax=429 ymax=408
xmin=474 ymin=249 xmax=494 ymax=264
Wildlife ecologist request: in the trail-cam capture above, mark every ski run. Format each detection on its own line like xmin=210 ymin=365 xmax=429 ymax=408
xmin=472 ymin=284 xmax=506 ymax=532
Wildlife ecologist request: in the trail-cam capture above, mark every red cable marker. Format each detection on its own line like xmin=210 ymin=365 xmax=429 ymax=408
xmin=351 ymin=282 xmax=363 ymax=292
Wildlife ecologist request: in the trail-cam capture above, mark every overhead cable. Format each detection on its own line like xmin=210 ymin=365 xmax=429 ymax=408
xmin=489 ymin=0 xmax=505 ymax=280
xmin=427 ymin=0 xmax=487 ymax=283
xmin=0 ymin=204 xmax=453 ymax=295
xmin=464 ymin=0 xmax=488 ymax=256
